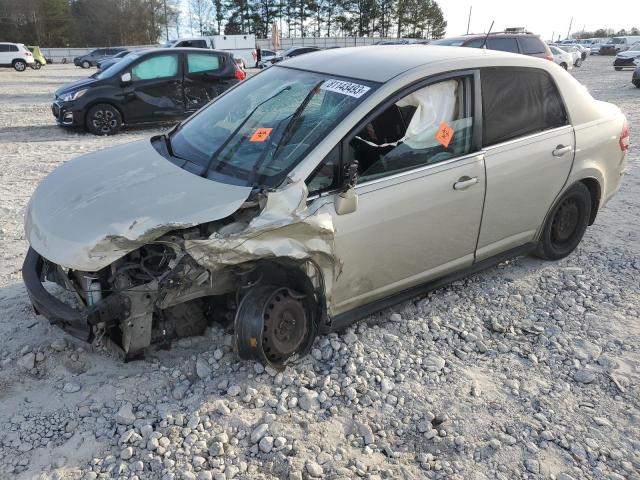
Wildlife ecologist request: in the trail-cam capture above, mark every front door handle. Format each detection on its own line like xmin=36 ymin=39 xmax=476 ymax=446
xmin=453 ymin=176 xmax=479 ymax=190
xmin=552 ymin=144 xmax=573 ymax=157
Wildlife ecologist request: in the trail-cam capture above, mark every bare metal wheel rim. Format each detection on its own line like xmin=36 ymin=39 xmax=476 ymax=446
xmin=15 ymin=62 xmax=25 ymax=71
xmin=550 ymin=198 xmax=580 ymax=246
xmin=262 ymin=288 xmax=309 ymax=364
xmin=92 ymin=109 xmax=117 ymax=134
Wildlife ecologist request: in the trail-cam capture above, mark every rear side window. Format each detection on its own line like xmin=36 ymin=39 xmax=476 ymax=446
xmin=187 ymin=53 xmax=220 ymax=73
xmin=132 ymin=54 xmax=178 ymax=81
xmin=518 ymin=36 xmax=546 ymax=54
xmin=486 ymin=37 xmax=519 ymax=53
xmin=481 ymin=67 xmax=568 ymax=146
xmin=7 ymin=44 xmax=19 ymax=52
xmin=464 ymin=38 xmax=485 ymax=48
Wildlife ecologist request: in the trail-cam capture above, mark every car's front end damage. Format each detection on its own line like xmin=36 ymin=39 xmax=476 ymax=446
xmin=22 ymin=139 xmax=338 ymax=363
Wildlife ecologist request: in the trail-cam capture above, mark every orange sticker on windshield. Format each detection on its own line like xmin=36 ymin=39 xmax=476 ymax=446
xmin=435 ymin=122 xmax=454 ymax=148
xmin=250 ymin=127 xmax=273 ymax=142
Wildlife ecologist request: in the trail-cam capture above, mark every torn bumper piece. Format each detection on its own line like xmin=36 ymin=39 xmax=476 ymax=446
xmin=22 ymin=247 xmax=128 ymax=343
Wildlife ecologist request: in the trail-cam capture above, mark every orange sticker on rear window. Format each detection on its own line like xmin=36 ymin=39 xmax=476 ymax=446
xmin=250 ymin=127 xmax=273 ymax=142
xmin=435 ymin=122 xmax=454 ymax=148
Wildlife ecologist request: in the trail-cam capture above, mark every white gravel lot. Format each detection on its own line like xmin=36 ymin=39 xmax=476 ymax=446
xmin=0 ymin=58 xmax=639 ymax=480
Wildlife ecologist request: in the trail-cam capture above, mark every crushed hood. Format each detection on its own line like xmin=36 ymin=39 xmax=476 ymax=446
xmin=25 ymin=139 xmax=253 ymax=271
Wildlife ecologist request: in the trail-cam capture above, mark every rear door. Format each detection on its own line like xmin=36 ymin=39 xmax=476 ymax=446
xmin=476 ymin=67 xmax=574 ymax=260
xmin=183 ymin=51 xmax=227 ymax=112
xmin=122 ymin=52 xmax=185 ymax=123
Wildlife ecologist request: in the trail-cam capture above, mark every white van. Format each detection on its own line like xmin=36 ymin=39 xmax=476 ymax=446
xmin=169 ymin=35 xmax=256 ymax=68
xmin=601 ymin=36 xmax=640 ymax=54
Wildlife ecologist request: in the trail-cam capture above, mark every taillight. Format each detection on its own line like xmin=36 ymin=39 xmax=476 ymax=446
xmin=619 ymin=120 xmax=630 ymax=152
xmin=25 ymin=52 xmax=32 ymax=56
xmin=545 ymin=54 xmax=553 ymax=61
xmin=235 ymin=68 xmax=246 ymax=81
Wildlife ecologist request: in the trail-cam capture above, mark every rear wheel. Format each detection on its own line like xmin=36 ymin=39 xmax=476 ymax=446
xmin=634 ymin=79 xmax=640 ymax=88
xmin=535 ymin=183 xmax=591 ymax=260
xmin=13 ymin=60 xmax=26 ymax=71
xmin=86 ymin=103 xmax=122 ymax=135
xmin=30 ymin=62 xmax=41 ymax=70
xmin=560 ymin=62 xmax=568 ymax=70
xmin=235 ymin=285 xmax=316 ymax=367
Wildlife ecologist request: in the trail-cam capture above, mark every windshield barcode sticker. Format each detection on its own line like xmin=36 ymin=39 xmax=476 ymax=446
xmin=321 ymin=79 xmax=371 ymax=98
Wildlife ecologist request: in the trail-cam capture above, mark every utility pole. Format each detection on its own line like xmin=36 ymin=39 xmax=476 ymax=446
xmin=466 ymin=5 xmax=472 ymax=34
xmin=566 ymin=17 xmax=573 ymax=40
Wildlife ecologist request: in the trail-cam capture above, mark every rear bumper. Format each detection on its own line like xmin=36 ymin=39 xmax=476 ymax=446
xmin=22 ymin=248 xmax=92 ymax=341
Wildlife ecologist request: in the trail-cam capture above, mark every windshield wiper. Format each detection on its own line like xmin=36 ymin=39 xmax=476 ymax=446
xmin=248 ymin=80 xmax=325 ymax=185
xmin=199 ymin=85 xmax=292 ymax=178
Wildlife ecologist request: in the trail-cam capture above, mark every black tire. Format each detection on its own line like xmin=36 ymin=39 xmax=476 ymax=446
xmin=235 ymin=285 xmax=316 ymax=367
xmin=560 ymin=62 xmax=568 ymax=70
xmin=614 ymin=67 xmax=622 ymax=71
xmin=30 ymin=62 xmax=41 ymax=70
xmin=634 ymin=79 xmax=640 ymax=88
xmin=85 ymin=103 xmax=122 ymax=135
xmin=535 ymin=183 xmax=591 ymax=261
xmin=13 ymin=60 xmax=26 ymax=72
xmin=81 ymin=60 xmax=91 ymax=69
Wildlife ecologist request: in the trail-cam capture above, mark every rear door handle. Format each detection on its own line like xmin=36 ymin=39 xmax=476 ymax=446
xmin=453 ymin=176 xmax=479 ymax=190
xmin=552 ymin=144 xmax=573 ymax=157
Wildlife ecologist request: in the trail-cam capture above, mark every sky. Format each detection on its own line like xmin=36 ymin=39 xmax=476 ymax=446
xmin=441 ymin=0 xmax=640 ymax=40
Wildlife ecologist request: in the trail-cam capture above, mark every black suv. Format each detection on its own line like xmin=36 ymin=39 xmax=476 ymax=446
xmin=432 ymin=31 xmax=553 ymax=61
xmin=55 ymin=48 xmax=245 ymax=135
xmin=74 ymin=48 xmax=127 ymax=68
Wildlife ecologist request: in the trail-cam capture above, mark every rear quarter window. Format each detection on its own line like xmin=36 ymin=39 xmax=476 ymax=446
xmin=481 ymin=67 xmax=568 ymax=146
xmin=518 ymin=36 xmax=546 ymax=54
xmin=187 ymin=53 xmax=221 ymax=73
xmin=486 ymin=37 xmax=519 ymax=53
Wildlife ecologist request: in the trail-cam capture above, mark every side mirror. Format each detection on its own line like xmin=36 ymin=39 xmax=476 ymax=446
xmin=334 ymin=186 xmax=358 ymax=215
xmin=120 ymin=72 xmax=131 ymax=83
xmin=334 ymin=160 xmax=359 ymax=215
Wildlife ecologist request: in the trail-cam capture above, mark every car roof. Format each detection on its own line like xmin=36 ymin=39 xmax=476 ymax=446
xmin=281 ymin=45 xmax=523 ymax=83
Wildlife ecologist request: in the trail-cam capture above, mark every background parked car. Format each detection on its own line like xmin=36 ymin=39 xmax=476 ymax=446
xmin=96 ymin=49 xmax=130 ymax=70
xmin=614 ymin=42 xmax=640 ymax=71
xmin=600 ymin=36 xmax=640 ymax=55
xmin=549 ymin=45 xmax=573 ymax=70
xmin=168 ymin=35 xmax=256 ymax=70
xmin=556 ymin=45 xmax=582 ymax=67
xmin=74 ymin=48 xmax=127 ymax=68
xmin=27 ymin=46 xmax=46 ymax=69
xmin=0 ymin=42 xmax=35 ymax=71
xmin=256 ymin=48 xmax=275 ymax=67
xmin=53 ymin=48 xmax=245 ymax=135
xmin=431 ymin=30 xmax=553 ymax=60
xmin=258 ymin=46 xmax=321 ymax=68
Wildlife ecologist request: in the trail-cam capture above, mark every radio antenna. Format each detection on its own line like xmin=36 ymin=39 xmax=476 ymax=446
xmin=482 ymin=21 xmax=495 ymax=49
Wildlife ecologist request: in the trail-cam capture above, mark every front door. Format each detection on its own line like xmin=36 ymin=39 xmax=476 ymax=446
xmin=475 ymin=67 xmax=575 ymax=260
xmin=122 ymin=53 xmax=185 ymax=123
xmin=314 ymin=73 xmax=486 ymax=316
xmin=183 ymin=52 xmax=225 ymax=112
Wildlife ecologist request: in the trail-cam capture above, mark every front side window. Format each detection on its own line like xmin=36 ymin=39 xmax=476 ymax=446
xmin=168 ymin=66 xmax=377 ymax=187
xmin=518 ymin=36 xmax=546 ymax=54
xmin=132 ymin=54 xmax=178 ymax=81
xmin=486 ymin=37 xmax=519 ymax=53
xmin=0 ymin=44 xmax=9 ymax=52
xmin=345 ymin=76 xmax=475 ymax=182
xmin=481 ymin=67 xmax=568 ymax=147
xmin=187 ymin=53 xmax=220 ymax=73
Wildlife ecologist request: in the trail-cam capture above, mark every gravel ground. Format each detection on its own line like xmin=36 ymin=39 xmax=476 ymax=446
xmin=0 ymin=58 xmax=639 ymax=480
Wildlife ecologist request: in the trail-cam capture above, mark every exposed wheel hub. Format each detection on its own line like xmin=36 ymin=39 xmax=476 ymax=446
xmin=264 ymin=290 xmax=308 ymax=361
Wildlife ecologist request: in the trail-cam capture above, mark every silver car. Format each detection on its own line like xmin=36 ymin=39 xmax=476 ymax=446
xmin=23 ymin=46 xmax=629 ymax=365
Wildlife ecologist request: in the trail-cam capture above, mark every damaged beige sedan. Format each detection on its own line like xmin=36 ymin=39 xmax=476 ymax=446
xmin=23 ymin=46 xmax=628 ymax=365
